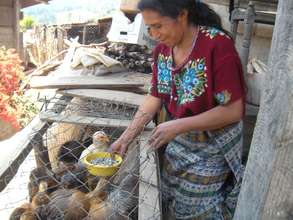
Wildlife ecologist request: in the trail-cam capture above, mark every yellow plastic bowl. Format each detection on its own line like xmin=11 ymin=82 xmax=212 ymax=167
xmin=83 ymin=152 xmax=123 ymax=177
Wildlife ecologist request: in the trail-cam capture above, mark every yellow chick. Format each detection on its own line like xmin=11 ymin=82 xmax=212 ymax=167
xmin=79 ymin=131 xmax=110 ymax=161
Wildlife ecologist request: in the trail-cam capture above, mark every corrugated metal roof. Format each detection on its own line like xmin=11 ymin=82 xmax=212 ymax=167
xmin=21 ymin=0 xmax=50 ymax=8
xmin=0 ymin=0 xmax=50 ymax=8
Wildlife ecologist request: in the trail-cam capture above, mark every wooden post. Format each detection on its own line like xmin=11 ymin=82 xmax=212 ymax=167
xmin=13 ymin=0 xmax=21 ymax=54
xmin=239 ymin=2 xmax=255 ymax=75
xmin=138 ymin=131 xmax=161 ymax=220
xmin=230 ymin=9 xmax=240 ymax=40
xmin=234 ymin=0 xmax=293 ymax=219
xmin=82 ymin=25 xmax=87 ymax=45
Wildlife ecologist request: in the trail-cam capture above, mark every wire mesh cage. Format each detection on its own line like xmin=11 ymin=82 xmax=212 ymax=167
xmin=66 ymin=20 xmax=112 ymax=45
xmin=1 ymin=94 xmax=161 ymax=220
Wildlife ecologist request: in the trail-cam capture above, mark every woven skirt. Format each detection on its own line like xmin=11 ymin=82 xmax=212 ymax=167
xmin=161 ymin=122 xmax=244 ymax=220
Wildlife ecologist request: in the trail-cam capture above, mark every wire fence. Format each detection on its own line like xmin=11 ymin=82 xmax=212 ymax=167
xmin=1 ymin=94 xmax=161 ymax=220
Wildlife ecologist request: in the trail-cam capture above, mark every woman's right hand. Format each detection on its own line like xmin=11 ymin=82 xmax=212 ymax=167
xmin=109 ymin=139 xmax=129 ymax=156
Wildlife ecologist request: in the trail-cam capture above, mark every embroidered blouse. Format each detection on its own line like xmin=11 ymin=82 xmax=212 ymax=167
xmin=149 ymin=26 xmax=245 ymax=119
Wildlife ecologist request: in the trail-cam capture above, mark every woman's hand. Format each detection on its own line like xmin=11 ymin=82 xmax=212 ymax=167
xmin=149 ymin=120 xmax=180 ymax=149
xmin=109 ymin=138 xmax=129 ymax=156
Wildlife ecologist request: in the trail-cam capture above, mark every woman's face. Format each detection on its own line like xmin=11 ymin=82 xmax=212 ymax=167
xmin=142 ymin=9 xmax=186 ymax=47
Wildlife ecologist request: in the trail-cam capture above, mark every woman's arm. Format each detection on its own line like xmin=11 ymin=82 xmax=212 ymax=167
xmin=149 ymin=98 xmax=243 ymax=148
xmin=110 ymin=95 xmax=162 ymax=155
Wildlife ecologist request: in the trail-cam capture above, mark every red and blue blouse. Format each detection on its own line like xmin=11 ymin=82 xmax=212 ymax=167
xmin=149 ymin=26 xmax=245 ymax=119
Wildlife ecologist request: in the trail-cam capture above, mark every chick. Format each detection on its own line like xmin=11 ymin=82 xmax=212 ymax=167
xmin=9 ymin=203 xmax=38 ymax=220
xmin=58 ymin=138 xmax=92 ymax=165
xmin=79 ymin=131 xmax=110 ymax=161
xmin=31 ymin=181 xmax=51 ymax=209
xmin=28 ymin=167 xmax=59 ymax=202
xmin=37 ymin=189 xmax=91 ymax=220
xmin=9 ymin=203 xmax=31 ymax=220
xmin=19 ymin=210 xmax=37 ymax=220
xmin=60 ymin=163 xmax=90 ymax=193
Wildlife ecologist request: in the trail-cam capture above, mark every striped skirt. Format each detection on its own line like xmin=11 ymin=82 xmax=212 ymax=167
xmin=161 ymin=122 xmax=244 ymax=220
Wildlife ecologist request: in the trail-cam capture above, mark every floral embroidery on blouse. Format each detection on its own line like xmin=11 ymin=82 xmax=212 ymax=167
xmin=215 ymin=90 xmax=232 ymax=105
xmin=200 ymin=26 xmax=229 ymax=39
xmin=147 ymin=84 xmax=153 ymax=95
xmin=157 ymin=54 xmax=172 ymax=94
xmin=174 ymin=58 xmax=208 ymax=105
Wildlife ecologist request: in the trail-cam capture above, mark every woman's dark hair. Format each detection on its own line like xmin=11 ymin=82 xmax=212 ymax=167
xmin=138 ymin=0 xmax=227 ymax=33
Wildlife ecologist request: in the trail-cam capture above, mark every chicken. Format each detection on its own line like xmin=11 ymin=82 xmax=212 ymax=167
xmin=11 ymin=179 xmax=52 ymax=220
xmin=54 ymin=138 xmax=101 ymax=191
xmin=36 ymin=172 xmax=112 ymax=220
xmin=79 ymin=131 xmax=110 ymax=161
xmin=60 ymin=163 xmax=91 ymax=193
xmin=19 ymin=210 xmax=37 ymax=220
xmin=9 ymin=203 xmax=38 ymax=220
xmin=57 ymin=138 xmax=92 ymax=165
xmin=31 ymin=181 xmax=50 ymax=209
xmin=37 ymin=189 xmax=94 ymax=220
xmin=9 ymin=203 xmax=31 ymax=220
xmin=28 ymin=167 xmax=59 ymax=202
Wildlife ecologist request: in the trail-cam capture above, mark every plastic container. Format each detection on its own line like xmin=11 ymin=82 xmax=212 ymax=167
xmin=83 ymin=152 xmax=123 ymax=177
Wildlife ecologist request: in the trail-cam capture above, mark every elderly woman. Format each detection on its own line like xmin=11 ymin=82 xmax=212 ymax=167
xmin=111 ymin=0 xmax=245 ymax=219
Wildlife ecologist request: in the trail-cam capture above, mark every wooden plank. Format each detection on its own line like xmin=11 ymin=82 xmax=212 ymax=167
xmin=40 ymin=112 xmax=155 ymax=131
xmin=29 ymin=75 xmax=146 ymax=89
xmin=0 ymin=7 xmax=13 ymax=26
xmin=0 ymin=116 xmax=48 ymax=191
xmin=57 ymin=89 xmax=145 ymax=107
xmin=139 ymin=131 xmax=162 ymax=220
xmin=234 ymin=1 xmax=293 ymax=219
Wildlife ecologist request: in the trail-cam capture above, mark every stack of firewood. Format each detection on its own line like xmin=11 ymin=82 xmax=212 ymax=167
xmin=104 ymin=42 xmax=153 ymax=73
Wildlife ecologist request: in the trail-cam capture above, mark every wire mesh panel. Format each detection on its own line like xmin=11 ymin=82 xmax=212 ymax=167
xmin=1 ymin=94 xmax=161 ymax=220
xmin=66 ymin=20 xmax=112 ymax=45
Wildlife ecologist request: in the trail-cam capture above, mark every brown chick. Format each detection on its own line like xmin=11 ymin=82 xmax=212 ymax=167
xmin=28 ymin=167 xmax=59 ymax=202
xmin=9 ymin=203 xmax=31 ymax=220
xmin=31 ymin=180 xmax=51 ymax=211
xmin=37 ymin=189 xmax=91 ymax=220
xmin=31 ymin=192 xmax=50 ymax=210
xmin=59 ymin=163 xmax=90 ymax=193
xmin=19 ymin=210 xmax=37 ymax=220
xmin=85 ymin=177 xmax=129 ymax=220
xmin=86 ymin=191 xmax=109 ymax=220
xmin=9 ymin=203 xmax=38 ymax=220
xmin=64 ymin=190 xmax=91 ymax=220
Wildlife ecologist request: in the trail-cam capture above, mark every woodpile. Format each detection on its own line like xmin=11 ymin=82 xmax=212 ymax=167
xmin=104 ymin=42 xmax=153 ymax=73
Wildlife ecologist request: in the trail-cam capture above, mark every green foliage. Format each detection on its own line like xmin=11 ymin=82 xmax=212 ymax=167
xmin=20 ymin=16 xmax=37 ymax=31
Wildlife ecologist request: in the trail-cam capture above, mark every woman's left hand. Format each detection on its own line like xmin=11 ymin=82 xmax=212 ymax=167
xmin=149 ymin=120 xmax=180 ymax=149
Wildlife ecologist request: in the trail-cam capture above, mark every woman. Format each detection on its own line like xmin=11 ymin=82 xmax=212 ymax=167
xmin=111 ymin=0 xmax=245 ymax=219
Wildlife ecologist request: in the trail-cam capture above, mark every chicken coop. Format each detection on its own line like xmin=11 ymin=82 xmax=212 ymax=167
xmin=0 ymin=88 xmax=162 ymax=219
xmin=1 ymin=28 xmax=161 ymax=218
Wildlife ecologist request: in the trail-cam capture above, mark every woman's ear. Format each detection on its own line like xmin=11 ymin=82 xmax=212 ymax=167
xmin=177 ymin=9 xmax=189 ymax=24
